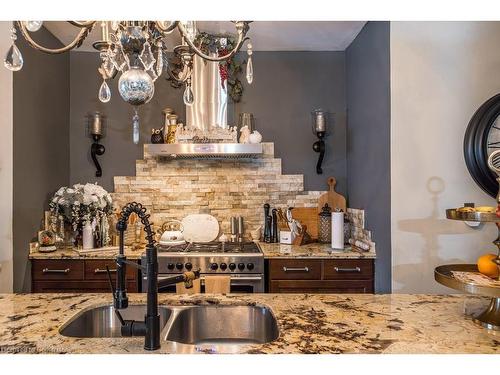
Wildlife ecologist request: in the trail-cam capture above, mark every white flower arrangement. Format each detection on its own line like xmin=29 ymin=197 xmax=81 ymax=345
xmin=49 ymin=183 xmax=113 ymax=230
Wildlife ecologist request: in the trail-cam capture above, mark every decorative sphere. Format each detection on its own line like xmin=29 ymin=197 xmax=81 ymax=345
xmin=118 ymin=67 xmax=154 ymax=106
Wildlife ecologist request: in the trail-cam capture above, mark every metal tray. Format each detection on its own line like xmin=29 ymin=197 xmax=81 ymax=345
xmin=434 ymin=264 xmax=500 ymax=297
xmin=445 ymin=208 xmax=500 ymax=222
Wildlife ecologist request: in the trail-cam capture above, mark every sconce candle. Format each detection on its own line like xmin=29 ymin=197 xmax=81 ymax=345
xmin=311 ymin=109 xmax=329 ymax=174
xmin=314 ymin=110 xmax=326 ymax=133
xmin=88 ymin=112 xmax=106 ymax=177
xmin=91 ymin=112 xmax=103 ymax=136
xmin=100 ymin=21 xmax=110 ymax=43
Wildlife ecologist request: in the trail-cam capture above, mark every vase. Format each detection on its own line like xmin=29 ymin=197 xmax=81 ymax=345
xmin=62 ymin=223 xmax=76 ymax=249
xmin=82 ymin=222 xmax=94 ymax=250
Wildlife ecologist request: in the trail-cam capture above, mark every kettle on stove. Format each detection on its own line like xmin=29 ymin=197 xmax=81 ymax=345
xmin=159 ymin=220 xmax=185 ymax=246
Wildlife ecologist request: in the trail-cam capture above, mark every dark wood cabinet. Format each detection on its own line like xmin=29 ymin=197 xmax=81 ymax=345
xmin=267 ymin=258 xmax=374 ymax=293
xmin=31 ymin=259 xmax=139 ymax=293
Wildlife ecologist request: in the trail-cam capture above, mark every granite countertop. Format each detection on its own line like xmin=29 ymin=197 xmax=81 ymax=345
xmin=29 ymin=243 xmax=374 ymax=260
xmin=0 ymin=293 xmax=497 ymax=354
xmin=28 ymin=246 xmax=143 ymax=260
xmin=258 ymin=242 xmax=376 ymax=259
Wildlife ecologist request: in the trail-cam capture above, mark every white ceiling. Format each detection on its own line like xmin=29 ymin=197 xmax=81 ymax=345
xmin=44 ymin=21 xmax=366 ymax=52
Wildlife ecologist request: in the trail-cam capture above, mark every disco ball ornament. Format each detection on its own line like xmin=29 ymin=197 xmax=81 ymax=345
xmin=118 ymin=66 xmax=154 ymax=106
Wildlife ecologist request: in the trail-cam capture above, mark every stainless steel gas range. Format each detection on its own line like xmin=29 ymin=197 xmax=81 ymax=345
xmin=141 ymin=241 xmax=264 ymax=293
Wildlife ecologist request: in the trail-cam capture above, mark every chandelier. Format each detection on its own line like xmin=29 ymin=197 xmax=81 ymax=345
xmin=4 ymin=21 xmax=254 ymax=142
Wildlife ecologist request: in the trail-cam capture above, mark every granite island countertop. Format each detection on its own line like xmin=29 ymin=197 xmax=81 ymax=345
xmin=0 ymin=293 xmax=496 ymax=354
xmin=29 ymin=242 xmax=375 ymax=260
xmin=259 ymin=242 xmax=375 ymax=259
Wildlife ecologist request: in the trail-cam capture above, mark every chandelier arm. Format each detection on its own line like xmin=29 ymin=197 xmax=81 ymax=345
xmin=16 ymin=21 xmax=95 ymax=54
xmin=155 ymin=21 xmax=179 ymax=34
xmin=68 ymin=21 xmax=96 ymax=28
xmin=167 ymin=64 xmax=191 ymax=83
xmin=177 ymin=22 xmax=250 ymax=62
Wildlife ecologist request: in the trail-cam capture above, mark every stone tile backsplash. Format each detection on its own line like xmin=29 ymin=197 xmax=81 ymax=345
xmin=111 ymin=143 xmax=324 ymax=237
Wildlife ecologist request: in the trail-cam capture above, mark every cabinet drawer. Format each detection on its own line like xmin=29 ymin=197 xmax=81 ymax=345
xmin=323 ymin=259 xmax=373 ymax=280
xmin=269 ymin=280 xmax=373 ymax=294
xmin=84 ymin=260 xmax=137 ymax=281
xmin=32 ymin=259 xmax=84 ymax=280
xmin=269 ymin=259 xmax=321 ymax=280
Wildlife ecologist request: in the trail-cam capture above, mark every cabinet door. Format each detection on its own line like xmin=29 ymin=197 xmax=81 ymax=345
xmin=269 ymin=280 xmax=373 ymax=294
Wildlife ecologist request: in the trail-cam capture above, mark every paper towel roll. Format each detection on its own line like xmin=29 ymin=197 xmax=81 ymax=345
xmin=331 ymin=211 xmax=344 ymax=250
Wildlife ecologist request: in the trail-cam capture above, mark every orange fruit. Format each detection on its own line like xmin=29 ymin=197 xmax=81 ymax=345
xmin=477 ymin=254 xmax=499 ymax=278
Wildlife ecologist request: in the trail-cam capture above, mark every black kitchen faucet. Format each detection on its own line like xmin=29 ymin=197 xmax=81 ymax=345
xmin=107 ymin=202 xmax=200 ymax=351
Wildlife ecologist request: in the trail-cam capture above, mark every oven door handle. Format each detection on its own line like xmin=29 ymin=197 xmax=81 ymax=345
xmin=205 ymin=276 xmax=263 ymax=281
xmin=154 ymin=275 xmax=263 ymax=282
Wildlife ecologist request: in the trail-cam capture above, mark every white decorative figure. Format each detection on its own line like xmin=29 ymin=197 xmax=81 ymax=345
xmin=249 ymin=130 xmax=262 ymax=144
xmin=239 ymin=125 xmax=251 ymax=144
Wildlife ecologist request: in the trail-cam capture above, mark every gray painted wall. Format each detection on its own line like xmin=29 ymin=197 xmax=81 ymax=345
xmin=13 ymin=27 xmax=70 ymax=292
xmin=346 ymin=22 xmax=391 ymax=293
xmin=234 ymin=52 xmax=347 ymax=193
xmin=69 ymin=52 xmax=184 ymax=191
xmin=14 ymin=33 xmax=389 ymax=293
xmin=69 ymin=51 xmax=347 ymax=194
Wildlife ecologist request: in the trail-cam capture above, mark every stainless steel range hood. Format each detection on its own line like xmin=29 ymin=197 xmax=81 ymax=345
xmin=146 ymin=143 xmax=263 ymax=159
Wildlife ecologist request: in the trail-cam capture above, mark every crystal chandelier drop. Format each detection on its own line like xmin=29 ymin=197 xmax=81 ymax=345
xmin=4 ymin=21 xmax=254 ymax=144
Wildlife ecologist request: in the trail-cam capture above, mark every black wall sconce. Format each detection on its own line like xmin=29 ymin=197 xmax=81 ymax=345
xmin=311 ymin=109 xmax=328 ymax=174
xmin=89 ymin=112 xmax=105 ymax=177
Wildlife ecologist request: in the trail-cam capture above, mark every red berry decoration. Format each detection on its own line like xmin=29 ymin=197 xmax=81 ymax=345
xmin=218 ymin=48 xmax=229 ymax=86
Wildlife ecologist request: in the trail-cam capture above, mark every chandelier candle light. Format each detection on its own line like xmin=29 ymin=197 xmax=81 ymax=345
xmin=4 ymin=21 xmax=254 ymax=143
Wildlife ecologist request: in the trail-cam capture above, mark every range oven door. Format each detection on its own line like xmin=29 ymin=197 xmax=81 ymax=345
xmin=143 ymin=274 xmax=264 ymax=293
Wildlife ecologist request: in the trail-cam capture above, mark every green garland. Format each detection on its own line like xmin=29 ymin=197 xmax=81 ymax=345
xmin=167 ymin=32 xmax=246 ymax=103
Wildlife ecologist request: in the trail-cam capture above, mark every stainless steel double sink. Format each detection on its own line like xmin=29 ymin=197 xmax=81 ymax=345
xmin=59 ymin=304 xmax=279 ymax=353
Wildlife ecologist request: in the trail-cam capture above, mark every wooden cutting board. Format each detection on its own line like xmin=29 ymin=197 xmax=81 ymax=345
xmin=290 ymin=207 xmax=318 ymax=240
xmin=318 ymin=177 xmax=346 ymax=213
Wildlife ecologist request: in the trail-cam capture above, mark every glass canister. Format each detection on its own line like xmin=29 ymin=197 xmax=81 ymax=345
xmin=162 ymin=107 xmax=174 ymax=143
xmin=166 ymin=114 xmax=179 ymax=144
xmin=318 ymin=203 xmax=332 ymax=243
xmin=344 ymin=213 xmax=351 ymax=245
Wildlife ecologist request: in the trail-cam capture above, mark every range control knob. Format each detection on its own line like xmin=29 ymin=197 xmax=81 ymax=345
xmin=167 ymin=263 xmax=175 ymax=270
xmin=228 ymin=263 xmax=236 ymax=271
xmin=220 ymin=263 xmax=227 ymax=271
xmin=185 ymin=262 xmax=192 ymax=271
xmin=247 ymin=263 xmax=254 ymax=270
xmin=176 ymin=263 xmax=183 ymax=270
xmin=238 ymin=263 xmax=245 ymax=271
xmin=210 ymin=263 xmax=219 ymax=271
